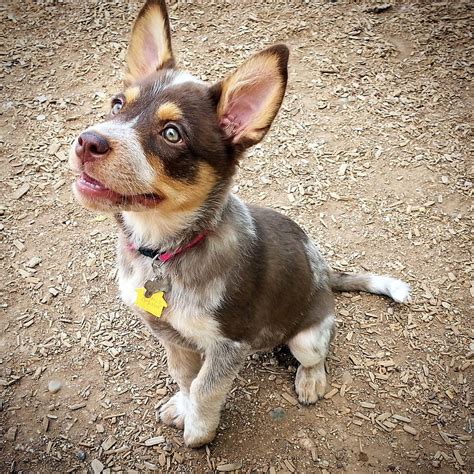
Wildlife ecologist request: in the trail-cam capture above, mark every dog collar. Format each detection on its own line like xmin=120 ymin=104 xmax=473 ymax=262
xmin=131 ymin=233 xmax=207 ymax=262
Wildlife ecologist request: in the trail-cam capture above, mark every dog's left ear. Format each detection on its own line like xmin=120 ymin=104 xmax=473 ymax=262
xmin=126 ymin=0 xmax=174 ymax=84
xmin=211 ymin=45 xmax=289 ymax=150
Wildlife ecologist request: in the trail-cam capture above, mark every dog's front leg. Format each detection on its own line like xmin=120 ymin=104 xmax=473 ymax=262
xmin=160 ymin=342 xmax=202 ymax=430
xmin=183 ymin=341 xmax=248 ymax=448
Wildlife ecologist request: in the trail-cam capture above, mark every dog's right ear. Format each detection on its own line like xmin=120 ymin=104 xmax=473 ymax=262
xmin=125 ymin=0 xmax=174 ymax=85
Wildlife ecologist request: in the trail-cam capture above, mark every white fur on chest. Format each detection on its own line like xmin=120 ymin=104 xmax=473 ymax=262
xmin=117 ymin=255 xmax=225 ymax=350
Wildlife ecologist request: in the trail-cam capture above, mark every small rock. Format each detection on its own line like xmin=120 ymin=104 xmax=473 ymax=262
xmin=75 ymin=450 xmax=87 ymax=462
xmin=270 ymin=407 xmax=286 ymax=421
xmin=48 ymin=380 xmax=62 ymax=393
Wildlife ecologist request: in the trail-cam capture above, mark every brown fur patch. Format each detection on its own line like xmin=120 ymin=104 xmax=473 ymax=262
xmin=150 ymin=159 xmax=217 ymax=214
xmin=156 ymin=101 xmax=183 ymax=122
xmin=124 ymin=86 xmax=141 ymax=104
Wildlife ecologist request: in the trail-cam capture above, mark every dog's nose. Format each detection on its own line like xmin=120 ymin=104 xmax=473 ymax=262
xmin=75 ymin=132 xmax=110 ymax=163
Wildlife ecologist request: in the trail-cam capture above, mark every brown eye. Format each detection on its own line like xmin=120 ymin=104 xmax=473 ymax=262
xmin=111 ymin=97 xmax=123 ymax=115
xmin=163 ymin=125 xmax=181 ymax=143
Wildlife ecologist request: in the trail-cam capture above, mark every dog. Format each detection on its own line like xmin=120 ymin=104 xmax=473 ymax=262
xmin=69 ymin=0 xmax=410 ymax=448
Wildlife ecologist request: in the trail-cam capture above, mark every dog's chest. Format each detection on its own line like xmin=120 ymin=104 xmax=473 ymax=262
xmin=117 ymin=254 xmax=224 ymax=349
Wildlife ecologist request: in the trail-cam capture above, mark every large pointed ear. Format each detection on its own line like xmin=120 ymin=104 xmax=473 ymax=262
xmin=211 ymin=45 xmax=289 ymax=150
xmin=125 ymin=0 xmax=174 ymax=84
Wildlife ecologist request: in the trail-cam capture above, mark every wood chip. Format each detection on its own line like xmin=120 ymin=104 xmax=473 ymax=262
xmin=68 ymin=403 xmax=86 ymax=411
xmin=101 ymin=435 xmax=116 ymax=451
xmin=403 ymin=425 xmax=418 ymax=436
xmin=90 ymin=459 xmax=104 ymax=474
xmin=144 ymin=436 xmax=166 ymax=447
xmin=281 ymin=392 xmax=298 ymax=406
xmin=217 ymin=462 xmax=243 ymax=472
xmin=453 ymin=450 xmax=465 ymax=466
xmin=11 ymin=184 xmax=30 ymax=200
xmin=324 ymin=388 xmax=339 ymax=399
xmin=392 ymin=414 xmax=411 ymax=423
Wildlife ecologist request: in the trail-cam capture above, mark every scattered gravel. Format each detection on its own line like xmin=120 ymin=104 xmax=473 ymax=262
xmin=0 ymin=1 xmax=472 ymax=472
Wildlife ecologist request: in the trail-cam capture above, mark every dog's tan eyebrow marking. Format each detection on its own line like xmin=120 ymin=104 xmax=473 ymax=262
xmin=156 ymin=102 xmax=183 ymax=122
xmin=124 ymin=86 xmax=140 ymax=103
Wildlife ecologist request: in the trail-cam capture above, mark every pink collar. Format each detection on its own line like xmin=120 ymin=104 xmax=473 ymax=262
xmin=129 ymin=233 xmax=207 ymax=262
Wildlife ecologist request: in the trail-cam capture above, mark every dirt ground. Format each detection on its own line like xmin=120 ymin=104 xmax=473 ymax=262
xmin=1 ymin=0 xmax=472 ymax=473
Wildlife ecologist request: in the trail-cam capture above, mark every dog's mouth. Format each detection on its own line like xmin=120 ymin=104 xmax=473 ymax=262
xmin=75 ymin=173 xmax=161 ymax=207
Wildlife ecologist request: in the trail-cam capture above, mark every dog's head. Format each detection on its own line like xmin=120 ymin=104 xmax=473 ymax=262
xmin=69 ymin=0 xmax=288 ymax=215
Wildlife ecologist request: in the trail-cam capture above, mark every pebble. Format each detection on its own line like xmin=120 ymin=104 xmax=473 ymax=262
xmin=48 ymin=380 xmax=62 ymax=393
xmin=270 ymin=407 xmax=286 ymax=421
xmin=75 ymin=450 xmax=87 ymax=462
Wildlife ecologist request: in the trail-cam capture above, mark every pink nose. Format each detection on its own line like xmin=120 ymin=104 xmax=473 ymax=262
xmin=75 ymin=132 xmax=110 ymax=163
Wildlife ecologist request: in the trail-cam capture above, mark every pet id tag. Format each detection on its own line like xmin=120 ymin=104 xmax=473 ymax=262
xmin=144 ymin=277 xmax=170 ymax=296
xmin=134 ymin=287 xmax=168 ymax=318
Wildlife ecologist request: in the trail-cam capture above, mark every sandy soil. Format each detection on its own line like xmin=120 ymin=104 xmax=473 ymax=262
xmin=0 ymin=1 xmax=472 ymax=473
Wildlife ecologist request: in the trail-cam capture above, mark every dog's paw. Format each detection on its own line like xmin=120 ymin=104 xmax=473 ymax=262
xmin=184 ymin=423 xmax=216 ymax=448
xmin=295 ymin=365 xmax=326 ymax=405
xmin=183 ymin=409 xmax=218 ymax=448
xmin=160 ymin=392 xmax=188 ymax=430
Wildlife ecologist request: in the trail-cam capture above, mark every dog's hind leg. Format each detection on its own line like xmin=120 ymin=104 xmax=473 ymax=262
xmin=160 ymin=343 xmax=202 ymax=430
xmin=288 ymin=314 xmax=335 ymax=404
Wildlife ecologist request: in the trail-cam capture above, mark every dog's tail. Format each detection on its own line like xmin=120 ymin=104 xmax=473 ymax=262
xmin=329 ymin=270 xmax=410 ymax=303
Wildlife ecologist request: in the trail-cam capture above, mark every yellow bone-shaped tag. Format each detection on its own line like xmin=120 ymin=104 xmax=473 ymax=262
xmin=134 ymin=288 xmax=168 ymax=318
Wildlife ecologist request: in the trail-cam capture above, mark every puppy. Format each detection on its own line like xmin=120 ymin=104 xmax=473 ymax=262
xmin=69 ymin=0 xmax=410 ymax=448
